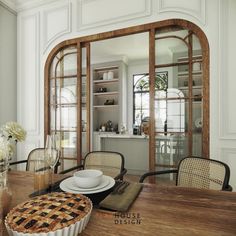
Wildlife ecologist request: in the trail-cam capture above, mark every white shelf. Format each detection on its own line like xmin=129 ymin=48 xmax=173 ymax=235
xmin=93 ymin=105 xmax=119 ymax=108
xmin=94 ymin=66 xmax=118 ymax=72
xmin=93 ymin=79 xmax=119 ymax=84
xmin=93 ymin=91 xmax=118 ymax=96
xmin=193 ymin=101 xmax=202 ymax=104
xmin=178 ymin=71 xmax=202 ymax=76
xmin=179 ymin=85 xmax=203 ymax=90
xmin=178 ymin=54 xmax=202 ymax=60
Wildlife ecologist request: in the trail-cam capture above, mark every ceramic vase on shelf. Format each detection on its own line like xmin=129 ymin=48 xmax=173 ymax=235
xmin=107 ymin=71 xmax=114 ymax=80
xmin=103 ymin=72 xmax=108 ymax=80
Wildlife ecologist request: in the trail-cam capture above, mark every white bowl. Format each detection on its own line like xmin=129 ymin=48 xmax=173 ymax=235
xmin=73 ymin=169 xmax=103 ymax=188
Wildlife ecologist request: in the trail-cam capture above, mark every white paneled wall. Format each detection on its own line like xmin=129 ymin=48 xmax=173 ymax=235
xmin=157 ymin=0 xmax=206 ymax=24
xmin=15 ymin=0 xmax=236 ymax=189
xmin=18 ymin=13 xmax=40 ymax=135
xmin=42 ymin=1 xmax=71 ymax=51
xmin=219 ymin=0 xmax=236 ymax=140
xmin=17 ymin=11 xmax=41 ymax=165
xmin=77 ymin=0 xmax=151 ymax=30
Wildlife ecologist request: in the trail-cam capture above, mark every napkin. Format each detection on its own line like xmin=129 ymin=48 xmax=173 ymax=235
xmin=99 ymin=182 xmax=143 ymax=212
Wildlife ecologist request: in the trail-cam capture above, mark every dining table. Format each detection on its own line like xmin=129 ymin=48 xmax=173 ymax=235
xmin=1 ymin=170 xmax=236 ymax=236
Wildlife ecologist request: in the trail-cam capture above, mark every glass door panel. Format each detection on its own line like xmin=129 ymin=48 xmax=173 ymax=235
xmin=155 ymin=29 xmax=188 ymax=65
xmin=81 ymin=46 xmax=90 ymax=158
xmin=50 ymin=78 xmax=77 ymax=105
xmin=49 ymin=46 xmax=78 ymax=171
xmin=153 ymin=27 xmax=204 ymax=181
xmin=155 ymin=134 xmax=188 ymax=166
xmin=50 ymin=105 xmax=77 ymax=131
xmin=56 ymin=48 xmax=77 ymax=76
xmin=50 ymin=47 xmax=77 ymax=78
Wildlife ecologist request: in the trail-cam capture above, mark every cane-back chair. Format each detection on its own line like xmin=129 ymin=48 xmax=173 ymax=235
xmin=139 ymin=156 xmax=232 ymax=191
xmin=10 ymin=148 xmax=60 ymax=173
xmin=60 ymin=151 xmax=127 ymax=180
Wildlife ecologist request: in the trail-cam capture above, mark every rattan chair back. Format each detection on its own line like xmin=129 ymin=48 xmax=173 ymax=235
xmin=84 ymin=151 xmax=124 ymax=178
xmin=26 ymin=148 xmax=47 ymax=172
xmin=27 ymin=148 xmax=59 ymax=173
xmin=177 ymin=157 xmax=230 ymax=190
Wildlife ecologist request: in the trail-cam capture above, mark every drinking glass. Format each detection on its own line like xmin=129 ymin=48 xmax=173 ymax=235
xmin=45 ymin=134 xmax=60 ymax=191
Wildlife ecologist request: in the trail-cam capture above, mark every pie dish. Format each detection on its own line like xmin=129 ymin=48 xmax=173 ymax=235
xmin=5 ymin=192 xmax=92 ymax=236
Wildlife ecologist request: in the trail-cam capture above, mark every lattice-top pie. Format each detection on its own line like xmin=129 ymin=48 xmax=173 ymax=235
xmin=5 ymin=192 xmax=92 ymax=235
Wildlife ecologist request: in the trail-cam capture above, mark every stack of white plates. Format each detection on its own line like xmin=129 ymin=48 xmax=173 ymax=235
xmin=60 ymin=175 xmax=115 ymax=194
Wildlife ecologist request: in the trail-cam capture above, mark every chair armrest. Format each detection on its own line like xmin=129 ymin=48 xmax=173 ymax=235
xmin=9 ymin=160 xmax=27 ymax=166
xmin=139 ymin=169 xmax=178 ymax=183
xmin=114 ymin=168 xmax=127 ymax=180
xmin=59 ymin=165 xmax=84 ymax=175
xmin=223 ymin=185 xmax=233 ymax=192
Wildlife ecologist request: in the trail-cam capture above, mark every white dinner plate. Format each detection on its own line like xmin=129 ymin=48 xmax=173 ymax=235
xmin=60 ymin=175 xmax=115 ymax=194
xmin=69 ymin=175 xmax=110 ymax=191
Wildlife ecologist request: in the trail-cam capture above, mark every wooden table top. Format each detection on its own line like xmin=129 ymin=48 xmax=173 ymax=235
xmin=2 ymin=171 xmax=236 ymax=236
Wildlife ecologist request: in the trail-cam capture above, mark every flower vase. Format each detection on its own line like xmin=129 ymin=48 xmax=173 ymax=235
xmin=0 ymin=159 xmax=12 ymax=219
xmin=0 ymin=158 xmax=8 ymax=187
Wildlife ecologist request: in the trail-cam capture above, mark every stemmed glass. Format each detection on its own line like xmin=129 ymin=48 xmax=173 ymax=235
xmin=45 ymin=134 xmax=60 ymax=191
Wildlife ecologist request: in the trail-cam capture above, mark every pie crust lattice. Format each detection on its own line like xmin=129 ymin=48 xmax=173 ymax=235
xmin=5 ymin=192 xmax=92 ymax=234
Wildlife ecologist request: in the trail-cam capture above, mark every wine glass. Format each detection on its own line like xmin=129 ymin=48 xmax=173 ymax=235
xmin=45 ymin=134 xmax=60 ymax=191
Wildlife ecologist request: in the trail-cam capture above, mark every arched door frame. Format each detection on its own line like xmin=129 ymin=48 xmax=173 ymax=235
xmin=45 ymin=19 xmax=209 ymax=172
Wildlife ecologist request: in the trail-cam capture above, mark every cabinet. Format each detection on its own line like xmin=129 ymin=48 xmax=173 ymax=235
xmin=92 ymin=61 xmax=127 ymax=133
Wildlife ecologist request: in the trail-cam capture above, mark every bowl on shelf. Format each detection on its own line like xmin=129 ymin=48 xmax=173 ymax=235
xmin=96 ymin=87 xmax=107 ymax=93
xmin=73 ymin=169 xmax=103 ymax=188
xmin=104 ymin=99 xmax=114 ymax=105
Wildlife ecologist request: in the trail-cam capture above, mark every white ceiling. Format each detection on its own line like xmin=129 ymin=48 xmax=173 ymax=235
xmin=91 ymin=33 xmax=149 ymax=63
xmin=91 ymin=30 xmax=201 ymax=64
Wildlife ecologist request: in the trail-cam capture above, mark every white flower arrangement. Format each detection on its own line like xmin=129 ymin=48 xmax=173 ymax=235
xmin=0 ymin=122 xmax=26 ymax=161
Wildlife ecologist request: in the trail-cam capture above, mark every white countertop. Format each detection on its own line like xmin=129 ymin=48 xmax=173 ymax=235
xmin=94 ymin=132 xmax=185 ymax=140
xmin=94 ymin=132 xmax=148 ymax=139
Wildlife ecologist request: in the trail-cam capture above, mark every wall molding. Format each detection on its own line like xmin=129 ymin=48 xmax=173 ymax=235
xmin=219 ymin=0 xmax=236 ymax=140
xmin=220 ymin=147 xmax=236 ymax=189
xmin=16 ymin=0 xmax=59 ymax=12
xmin=157 ymin=0 xmax=206 ymax=25
xmin=42 ymin=2 xmax=72 ymax=52
xmin=0 ymin=0 xmax=16 ymax=13
xmin=221 ymin=147 xmax=236 ymax=155
xmin=18 ymin=12 xmax=40 ymax=136
xmin=77 ymin=0 xmax=151 ymax=30
xmin=0 ymin=0 xmax=63 ymax=12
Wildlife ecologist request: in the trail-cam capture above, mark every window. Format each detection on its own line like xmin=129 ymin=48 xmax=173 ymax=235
xmin=133 ymin=72 xmax=168 ymax=126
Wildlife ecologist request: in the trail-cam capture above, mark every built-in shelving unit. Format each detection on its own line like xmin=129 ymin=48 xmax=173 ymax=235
xmin=92 ymin=64 xmax=120 ymax=132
